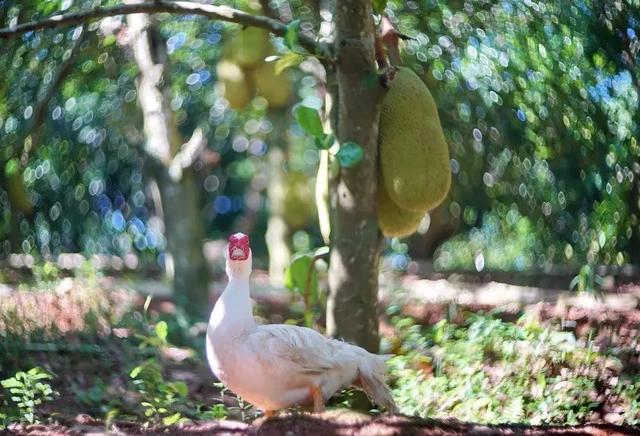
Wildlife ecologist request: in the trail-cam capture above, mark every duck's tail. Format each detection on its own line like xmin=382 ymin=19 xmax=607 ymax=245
xmin=357 ymin=353 xmax=397 ymax=413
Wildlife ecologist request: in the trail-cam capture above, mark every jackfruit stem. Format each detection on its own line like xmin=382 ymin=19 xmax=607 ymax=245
xmin=381 ymin=15 xmax=401 ymax=66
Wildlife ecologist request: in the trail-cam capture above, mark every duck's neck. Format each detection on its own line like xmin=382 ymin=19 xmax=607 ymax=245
xmin=209 ymin=267 xmax=256 ymax=336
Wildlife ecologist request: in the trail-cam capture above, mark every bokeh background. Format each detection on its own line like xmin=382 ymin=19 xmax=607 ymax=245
xmin=1 ymin=0 xmax=638 ymax=280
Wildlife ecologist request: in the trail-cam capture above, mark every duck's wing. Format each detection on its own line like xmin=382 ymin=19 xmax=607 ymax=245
xmin=246 ymin=324 xmax=359 ymax=375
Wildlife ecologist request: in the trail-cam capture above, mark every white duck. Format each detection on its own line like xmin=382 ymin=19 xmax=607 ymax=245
xmin=206 ymin=233 xmax=396 ymax=417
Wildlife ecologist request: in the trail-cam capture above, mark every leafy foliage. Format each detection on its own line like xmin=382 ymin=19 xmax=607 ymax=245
xmin=284 ymin=246 xmax=329 ymax=327
xmin=0 ymin=367 xmax=57 ymax=426
xmin=387 ymin=310 xmax=638 ymax=424
xmin=130 ymin=359 xmax=189 ymax=426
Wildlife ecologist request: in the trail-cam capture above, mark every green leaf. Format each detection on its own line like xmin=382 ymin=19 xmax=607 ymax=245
xmin=283 ymin=254 xmax=318 ymax=300
xmin=373 ymin=0 xmax=388 ymax=14
xmin=314 ymin=246 xmax=330 ymax=257
xmin=569 ymin=275 xmax=580 ymax=291
xmin=130 ymin=366 xmax=143 ymax=379
xmin=102 ymin=34 xmax=116 ymax=47
xmin=155 ymin=321 xmax=168 ymax=341
xmin=275 ymin=51 xmax=304 ymax=75
xmin=315 ymin=133 xmax=335 ymax=150
xmin=171 ymin=381 xmax=189 ymax=398
xmin=336 ymin=142 xmax=364 ymax=168
xmin=284 ymin=20 xmax=301 ymax=50
xmin=294 ymin=106 xmax=325 ymax=140
xmin=163 ymin=412 xmax=182 ymax=426
xmin=4 ymin=159 xmax=19 ymax=177
xmin=1 ymin=379 xmax=21 ymax=388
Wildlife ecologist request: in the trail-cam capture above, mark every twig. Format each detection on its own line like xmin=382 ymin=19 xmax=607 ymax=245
xmin=0 ymin=0 xmax=331 ymax=59
xmin=380 ymin=14 xmax=401 ymax=65
xmin=374 ymin=20 xmax=388 ymax=69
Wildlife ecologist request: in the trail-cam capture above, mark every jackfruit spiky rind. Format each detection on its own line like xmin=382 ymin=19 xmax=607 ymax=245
xmin=378 ymin=183 xmax=426 ymax=238
xmin=379 ymin=67 xmax=451 ymax=212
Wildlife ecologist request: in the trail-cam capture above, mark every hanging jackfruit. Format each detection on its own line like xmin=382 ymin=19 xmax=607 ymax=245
xmin=379 ymin=67 xmax=451 ymax=212
xmin=377 ymin=183 xmax=426 ymax=238
xmin=252 ymin=61 xmax=293 ymax=109
xmin=216 ymin=60 xmax=253 ymax=109
xmin=226 ymin=27 xmax=272 ymax=68
xmin=6 ymin=172 xmax=33 ymax=214
xmin=269 ymin=171 xmax=315 ymax=230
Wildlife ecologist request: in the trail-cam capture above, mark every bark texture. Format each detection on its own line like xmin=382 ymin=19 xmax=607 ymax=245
xmin=127 ymin=9 xmax=209 ymax=318
xmin=326 ymin=0 xmax=383 ymax=351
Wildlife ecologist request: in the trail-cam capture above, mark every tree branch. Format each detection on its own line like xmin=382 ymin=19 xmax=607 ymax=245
xmin=0 ymin=0 xmax=330 ymax=59
xmin=168 ymin=127 xmax=207 ymax=181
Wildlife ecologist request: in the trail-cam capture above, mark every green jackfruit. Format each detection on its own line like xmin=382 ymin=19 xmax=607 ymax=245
xmin=216 ymin=60 xmax=253 ymax=109
xmin=378 ymin=183 xmax=426 ymax=238
xmin=6 ymin=172 xmax=33 ymax=214
xmin=379 ymin=67 xmax=451 ymax=212
xmin=252 ymin=61 xmax=293 ymax=109
xmin=270 ymin=171 xmax=315 ymax=230
xmin=226 ymin=27 xmax=271 ymax=68
xmin=282 ymin=171 xmax=315 ymax=229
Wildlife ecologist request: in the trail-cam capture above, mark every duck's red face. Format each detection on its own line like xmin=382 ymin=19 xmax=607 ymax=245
xmin=228 ymin=233 xmax=250 ymax=261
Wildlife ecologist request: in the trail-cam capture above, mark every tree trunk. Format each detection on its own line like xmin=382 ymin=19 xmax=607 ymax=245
xmin=326 ymin=0 xmax=383 ymax=352
xmin=126 ymin=8 xmax=209 ymax=318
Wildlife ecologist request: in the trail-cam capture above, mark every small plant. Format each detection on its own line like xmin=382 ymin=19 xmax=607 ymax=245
xmin=0 ymin=367 xmax=57 ymax=425
xmin=210 ymin=382 xmax=255 ymax=422
xmin=198 ymin=403 xmax=229 ymax=420
xmin=136 ymin=320 xmax=169 ymax=349
xmin=283 ymin=246 xmax=329 ymax=327
xmin=32 ymin=261 xmax=60 ymax=285
xmin=570 ymin=264 xmax=603 ymax=295
xmin=130 ymin=359 xmax=189 ymax=426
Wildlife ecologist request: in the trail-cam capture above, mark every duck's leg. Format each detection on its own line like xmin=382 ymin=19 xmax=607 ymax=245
xmin=264 ymin=410 xmax=276 ymax=419
xmin=309 ymin=384 xmax=325 ymax=413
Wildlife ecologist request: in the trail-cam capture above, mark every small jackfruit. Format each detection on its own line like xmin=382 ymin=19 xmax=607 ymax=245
xmin=379 ymin=67 xmax=451 ymax=212
xmin=226 ymin=27 xmax=272 ymax=68
xmin=269 ymin=171 xmax=315 ymax=230
xmin=377 ymin=183 xmax=426 ymax=238
xmin=6 ymin=172 xmax=33 ymax=214
xmin=252 ymin=61 xmax=293 ymax=109
xmin=216 ymin=60 xmax=253 ymax=109
xmin=315 ymin=149 xmax=331 ymax=244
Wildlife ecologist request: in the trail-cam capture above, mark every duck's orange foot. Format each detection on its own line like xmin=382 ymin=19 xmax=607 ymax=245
xmin=253 ymin=410 xmax=276 ymax=427
xmin=309 ymin=384 xmax=326 ymax=414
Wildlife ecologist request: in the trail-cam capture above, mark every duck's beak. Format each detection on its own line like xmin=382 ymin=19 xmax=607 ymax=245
xmin=228 ymin=232 xmax=250 ymax=261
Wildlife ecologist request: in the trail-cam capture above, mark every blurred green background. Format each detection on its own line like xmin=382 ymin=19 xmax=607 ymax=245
xmin=1 ymin=0 xmax=638 ymax=275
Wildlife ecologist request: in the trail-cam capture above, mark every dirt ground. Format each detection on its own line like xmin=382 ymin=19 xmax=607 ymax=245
xmin=5 ymin=412 xmax=640 ymax=435
xmin=3 ymin=274 xmax=640 ymax=435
